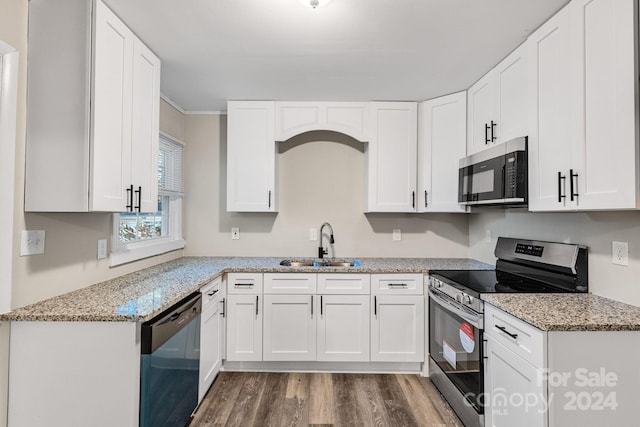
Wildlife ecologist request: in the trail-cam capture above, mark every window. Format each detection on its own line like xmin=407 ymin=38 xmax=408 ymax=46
xmin=110 ymin=133 xmax=185 ymax=266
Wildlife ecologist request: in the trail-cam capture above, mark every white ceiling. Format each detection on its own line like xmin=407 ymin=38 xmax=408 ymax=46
xmin=104 ymin=0 xmax=569 ymax=112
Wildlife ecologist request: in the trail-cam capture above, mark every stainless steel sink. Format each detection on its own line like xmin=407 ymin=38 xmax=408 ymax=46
xmin=279 ymin=259 xmax=359 ymax=267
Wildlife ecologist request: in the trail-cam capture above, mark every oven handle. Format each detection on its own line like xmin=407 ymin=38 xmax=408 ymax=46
xmin=428 ymin=289 xmax=483 ymax=329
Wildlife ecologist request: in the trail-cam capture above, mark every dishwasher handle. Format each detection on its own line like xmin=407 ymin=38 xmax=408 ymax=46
xmin=141 ymin=292 xmax=202 ymax=354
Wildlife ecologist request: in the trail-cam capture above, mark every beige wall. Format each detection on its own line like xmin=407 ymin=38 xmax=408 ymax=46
xmin=183 ymin=114 xmax=470 ymax=258
xmin=469 ymin=210 xmax=640 ymax=306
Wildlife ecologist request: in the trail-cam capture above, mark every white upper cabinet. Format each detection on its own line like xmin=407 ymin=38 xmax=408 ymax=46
xmin=275 ymin=102 xmax=368 ymax=142
xmin=467 ymin=43 xmax=528 ymax=156
xmin=25 ymin=0 xmax=160 ymax=212
xmin=226 ymin=101 xmax=277 ymax=212
xmin=366 ymin=102 xmax=418 ymax=212
xmin=569 ymin=0 xmax=637 ymax=210
xmin=529 ymin=0 xmax=637 ymax=211
xmin=418 ymin=92 xmax=468 ymax=213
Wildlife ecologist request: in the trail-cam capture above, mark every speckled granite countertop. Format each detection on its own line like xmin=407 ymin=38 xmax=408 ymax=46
xmin=0 ymin=256 xmax=492 ymax=322
xmin=482 ymin=293 xmax=640 ymax=332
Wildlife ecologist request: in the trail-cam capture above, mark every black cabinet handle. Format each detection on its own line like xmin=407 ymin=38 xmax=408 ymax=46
xmin=207 ymin=289 xmax=219 ymax=297
xmin=221 ymin=298 xmax=226 ymax=318
xmin=412 ymin=191 xmax=415 ymax=209
xmin=234 ymin=283 xmax=254 ymax=287
xmin=484 ymin=123 xmax=490 ymax=144
xmin=268 ymin=190 xmax=272 ymax=208
xmin=557 ymin=172 xmax=566 ymax=203
xmin=320 ymin=295 xmax=323 ymax=316
xmin=490 ymin=120 xmax=497 ymax=142
xmin=311 ymin=295 xmax=313 ymax=317
xmin=388 ymin=283 xmax=408 ymax=288
xmin=256 ymin=295 xmax=259 ymax=316
xmin=126 ymin=185 xmax=134 ymax=212
xmin=134 ymin=186 xmax=142 ymax=212
xmin=570 ymin=169 xmax=579 ymax=202
xmin=374 ymin=296 xmax=377 ymax=317
xmin=424 ymin=191 xmax=428 ymax=208
xmin=495 ymin=325 xmax=518 ymax=340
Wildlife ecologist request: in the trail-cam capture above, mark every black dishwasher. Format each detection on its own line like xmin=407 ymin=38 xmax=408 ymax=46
xmin=140 ymin=292 xmax=202 ymax=427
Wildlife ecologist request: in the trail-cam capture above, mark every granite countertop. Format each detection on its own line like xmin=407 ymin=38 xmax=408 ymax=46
xmin=482 ymin=293 xmax=640 ymax=332
xmin=1 ymin=256 xmax=492 ymax=323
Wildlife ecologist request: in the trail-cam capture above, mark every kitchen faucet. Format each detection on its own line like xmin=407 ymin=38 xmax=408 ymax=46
xmin=318 ymin=222 xmax=335 ymax=259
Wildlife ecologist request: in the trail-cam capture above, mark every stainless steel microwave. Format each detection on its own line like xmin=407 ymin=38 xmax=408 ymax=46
xmin=458 ymin=137 xmax=527 ymax=206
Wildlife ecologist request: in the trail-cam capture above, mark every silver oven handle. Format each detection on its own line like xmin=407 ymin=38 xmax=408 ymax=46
xmin=428 ymin=289 xmax=483 ymax=329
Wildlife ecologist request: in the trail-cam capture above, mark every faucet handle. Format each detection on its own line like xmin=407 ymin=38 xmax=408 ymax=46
xmin=318 ymin=246 xmax=328 ymax=258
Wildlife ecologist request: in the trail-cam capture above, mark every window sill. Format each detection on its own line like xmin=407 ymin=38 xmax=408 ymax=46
xmin=110 ymin=238 xmax=185 ymax=267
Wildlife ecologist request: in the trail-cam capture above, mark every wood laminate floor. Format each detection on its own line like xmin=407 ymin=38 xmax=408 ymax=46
xmin=191 ymin=372 xmax=464 ymax=427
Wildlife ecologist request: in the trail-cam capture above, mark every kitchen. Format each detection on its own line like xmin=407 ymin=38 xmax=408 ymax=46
xmin=2 ymin=0 xmax=640 ymax=426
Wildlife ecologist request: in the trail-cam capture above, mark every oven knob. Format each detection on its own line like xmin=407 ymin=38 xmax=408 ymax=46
xmin=463 ymin=294 xmax=474 ymax=305
xmin=455 ymin=293 xmax=463 ymax=303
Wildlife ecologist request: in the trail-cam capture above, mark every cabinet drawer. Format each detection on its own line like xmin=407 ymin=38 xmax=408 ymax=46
xmin=317 ymin=274 xmax=370 ymax=294
xmin=264 ymin=273 xmax=317 ymax=294
xmin=484 ymin=304 xmax=546 ymax=368
xmin=370 ymin=274 xmax=424 ymax=295
xmin=201 ymin=277 xmax=222 ymax=309
xmin=227 ymin=273 xmax=263 ymax=294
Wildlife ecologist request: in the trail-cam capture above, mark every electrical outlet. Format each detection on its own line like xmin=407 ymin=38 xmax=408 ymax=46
xmin=20 ymin=230 xmax=45 ymax=256
xmin=393 ymin=229 xmax=401 ymax=241
xmin=309 ymin=228 xmax=318 ymax=241
xmin=612 ymin=241 xmax=629 ymax=266
xmin=97 ymin=239 xmax=108 ymax=259
xmin=231 ymin=227 xmax=240 ymax=240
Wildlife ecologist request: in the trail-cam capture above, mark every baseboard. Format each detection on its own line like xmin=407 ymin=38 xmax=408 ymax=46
xmin=221 ymin=360 xmax=423 ymax=374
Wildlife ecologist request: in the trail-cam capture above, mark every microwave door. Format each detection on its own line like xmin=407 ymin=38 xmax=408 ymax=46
xmin=459 ymin=156 xmax=506 ymax=203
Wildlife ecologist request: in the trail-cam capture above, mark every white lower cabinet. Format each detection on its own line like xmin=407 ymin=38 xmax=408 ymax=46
xmin=263 ymin=294 xmax=316 ymax=361
xmin=317 ymin=294 xmax=370 ymax=362
xmin=484 ymin=336 xmax=546 ymax=427
xmin=371 ymin=295 xmax=424 ymax=362
xmin=225 ymin=272 xmax=426 ymax=365
xmin=226 ymin=294 xmax=262 ymax=361
xmin=199 ymin=279 xmax=223 ymax=402
xmin=484 ymin=303 xmax=640 ymax=427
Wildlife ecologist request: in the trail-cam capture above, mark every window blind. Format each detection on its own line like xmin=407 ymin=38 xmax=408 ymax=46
xmin=158 ymin=134 xmax=184 ymax=195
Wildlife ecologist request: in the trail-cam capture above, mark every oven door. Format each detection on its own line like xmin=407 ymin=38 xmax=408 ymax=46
xmin=429 ymin=289 xmax=484 ymax=414
xmin=458 ymin=153 xmax=506 ymax=204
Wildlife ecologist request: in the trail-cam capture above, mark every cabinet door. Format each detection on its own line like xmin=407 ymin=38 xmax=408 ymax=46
xmin=199 ymin=296 xmax=220 ymax=402
xmin=91 ymin=0 xmax=133 ymax=212
xmin=226 ymin=294 xmax=262 ymax=361
xmin=263 ymin=294 xmax=316 ymax=361
xmin=317 ymin=295 xmax=370 ymax=362
xmin=570 ymin=0 xmax=637 ymax=210
xmin=418 ymin=92 xmax=468 ymax=212
xmin=366 ymin=102 xmax=418 ymax=212
xmin=527 ymin=4 xmax=574 ymax=211
xmin=484 ymin=337 xmax=547 ymax=427
xmin=227 ymin=101 xmax=276 ymax=212
xmin=131 ymin=38 xmax=160 ymax=213
xmin=467 ymin=72 xmax=495 ymax=155
xmin=495 ymin=43 xmax=528 ymax=144
xmin=371 ymin=295 xmax=424 ymax=362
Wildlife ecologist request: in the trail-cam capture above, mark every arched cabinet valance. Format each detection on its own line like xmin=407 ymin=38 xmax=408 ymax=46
xmin=275 ymin=102 xmax=368 ymax=142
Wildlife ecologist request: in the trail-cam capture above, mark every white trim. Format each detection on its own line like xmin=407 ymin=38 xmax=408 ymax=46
xmin=183 ymin=110 xmax=227 ymax=115
xmin=159 ymin=93 xmax=186 ymax=114
xmin=160 ymin=130 xmax=185 ymax=146
xmin=109 ymin=238 xmax=185 ymax=267
xmin=0 ymin=42 xmax=18 ymax=314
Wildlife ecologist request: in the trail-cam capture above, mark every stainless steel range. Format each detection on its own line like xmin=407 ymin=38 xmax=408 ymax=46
xmin=427 ymin=237 xmax=588 ymax=427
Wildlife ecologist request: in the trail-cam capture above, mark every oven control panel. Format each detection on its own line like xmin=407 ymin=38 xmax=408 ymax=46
xmin=428 ymin=276 xmax=482 ymax=314
xmin=515 ymin=243 xmax=544 ymax=257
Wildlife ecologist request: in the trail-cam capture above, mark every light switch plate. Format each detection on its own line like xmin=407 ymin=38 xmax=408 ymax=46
xmin=20 ymin=230 xmax=45 ymax=256
xmin=612 ymin=241 xmax=628 ymax=266
xmin=393 ymin=229 xmax=401 ymax=241
xmin=97 ymin=239 xmax=108 ymax=259
xmin=231 ymin=227 xmax=240 ymax=240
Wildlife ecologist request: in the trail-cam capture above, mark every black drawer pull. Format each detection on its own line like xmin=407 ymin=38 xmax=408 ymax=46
xmin=495 ymin=325 xmax=518 ymax=340
xmin=388 ymin=283 xmax=408 ymax=288
xmin=234 ymin=283 xmax=254 ymax=287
